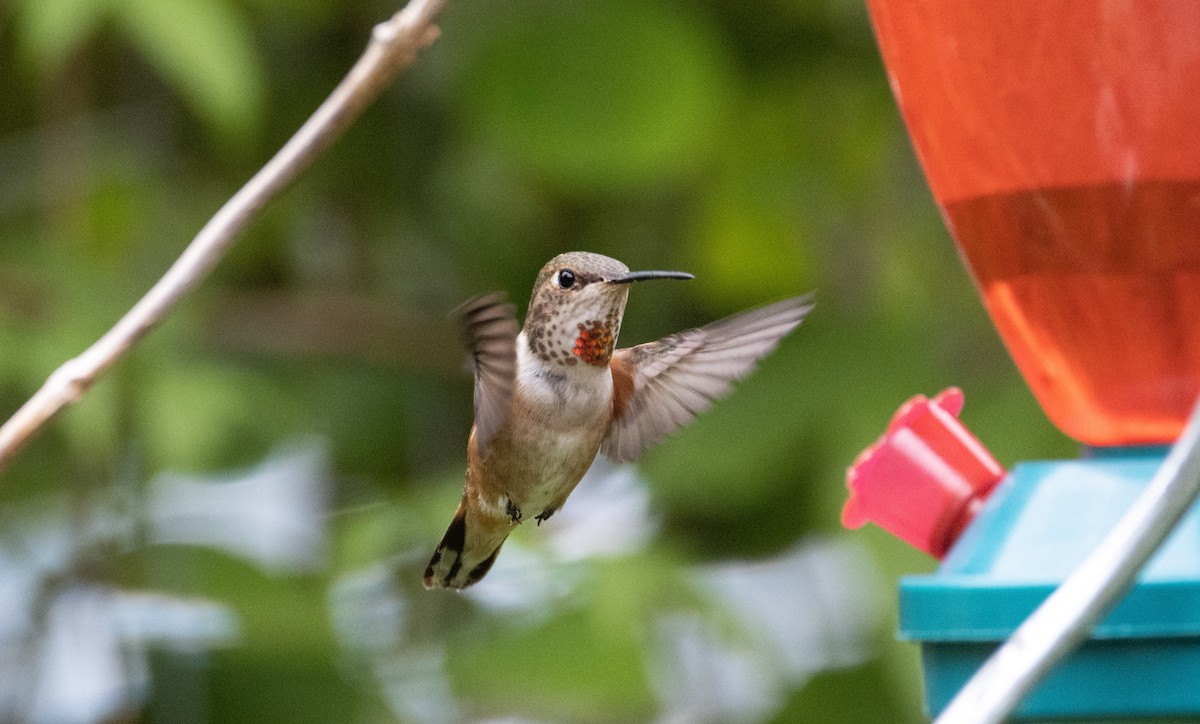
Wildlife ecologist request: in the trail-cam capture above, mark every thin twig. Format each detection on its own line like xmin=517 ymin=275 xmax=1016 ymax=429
xmin=0 ymin=0 xmax=447 ymax=474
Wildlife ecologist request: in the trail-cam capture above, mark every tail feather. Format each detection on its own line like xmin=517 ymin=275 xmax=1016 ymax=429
xmin=423 ymin=496 xmax=512 ymax=590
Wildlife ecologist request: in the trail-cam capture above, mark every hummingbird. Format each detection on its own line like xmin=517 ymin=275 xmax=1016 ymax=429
xmin=424 ymin=252 xmax=814 ymax=589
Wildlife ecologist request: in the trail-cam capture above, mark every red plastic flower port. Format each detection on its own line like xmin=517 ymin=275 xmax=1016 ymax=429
xmin=842 ymin=388 xmax=1005 ymax=558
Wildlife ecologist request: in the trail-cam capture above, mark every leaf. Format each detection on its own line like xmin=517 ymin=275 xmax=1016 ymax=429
xmin=686 ymin=168 xmax=817 ymax=308
xmin=112 ymin=0 xmax=266 ymax=140
xmin=11 ymin=0 xmax=111 ymax=75
xmin=136 ymin=362 xmax=306 ymax=471
xmin=458 ymin=0 xmax=735 ymax=191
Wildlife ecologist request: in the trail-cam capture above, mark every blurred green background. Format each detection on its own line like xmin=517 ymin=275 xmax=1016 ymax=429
xmin=0 ymin=0 xmax=1077 ymax=721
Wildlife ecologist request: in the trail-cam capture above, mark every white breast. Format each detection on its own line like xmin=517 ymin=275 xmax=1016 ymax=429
xmin=495 ymin=334 xmax=614 ymax=515
xmin=516 ymin=332 xmax=613 ymax=428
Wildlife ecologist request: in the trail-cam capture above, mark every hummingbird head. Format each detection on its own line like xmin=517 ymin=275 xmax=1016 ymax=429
xmin=524 ymin=252 xmax=693 ymax=369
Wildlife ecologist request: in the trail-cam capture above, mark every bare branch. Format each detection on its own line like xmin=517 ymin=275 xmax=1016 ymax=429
xmin=0 ymin=0 xmax=448 ymax=474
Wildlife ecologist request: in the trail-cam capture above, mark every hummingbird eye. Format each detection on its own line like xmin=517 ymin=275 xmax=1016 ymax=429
xmin=556 ymin=269 xmax=576 ymax=289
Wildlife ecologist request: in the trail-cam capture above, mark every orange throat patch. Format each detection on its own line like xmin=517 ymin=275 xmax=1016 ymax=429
xmin=573 ymin=320 xmax=615 ymax=366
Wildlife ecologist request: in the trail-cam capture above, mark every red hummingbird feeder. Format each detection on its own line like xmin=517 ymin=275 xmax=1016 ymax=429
xmin=876 ymin=2 xmax=1200 ymax=449
xmin=842 ymin=2 xmax=1200 ymax=719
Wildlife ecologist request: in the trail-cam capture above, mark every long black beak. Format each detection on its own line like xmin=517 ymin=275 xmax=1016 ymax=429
xmin=607 ymin=270 xmax=694 ymax=284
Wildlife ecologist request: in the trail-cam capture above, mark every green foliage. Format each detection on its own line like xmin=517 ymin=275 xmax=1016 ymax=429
xmin=113 ymin=0 xmax=266 ymax=140
xmin=136 ymin=361 xmax=307 ymax=470
xmin=448 ymin=609 xmax=655 ymax=720
xmin=458 ymin=0 xmax=734 ymax=191
xmin=11 ymin=0 xmax=265 ymax=140
xmin=12 ymin=0 xmax=110 ymax=76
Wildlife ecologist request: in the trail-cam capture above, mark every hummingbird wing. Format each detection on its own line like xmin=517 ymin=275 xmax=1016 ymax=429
xmin=602 ymin=294 xmax=814 ymax=463
xmin=456 ymin=293 xmax=520 ymax=458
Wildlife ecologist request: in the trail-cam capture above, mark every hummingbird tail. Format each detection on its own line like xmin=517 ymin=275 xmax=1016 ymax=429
xmin=423 ymin=496 xmax=511 ymax=590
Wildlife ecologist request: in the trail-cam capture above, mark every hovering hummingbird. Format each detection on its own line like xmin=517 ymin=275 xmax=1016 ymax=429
xmin=424 ymin=252 xmax=814 ymax=589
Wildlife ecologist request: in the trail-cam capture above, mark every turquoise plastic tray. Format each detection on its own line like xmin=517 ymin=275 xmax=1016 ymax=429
xmin=900 ymin=448 xmax=1200 ymax=719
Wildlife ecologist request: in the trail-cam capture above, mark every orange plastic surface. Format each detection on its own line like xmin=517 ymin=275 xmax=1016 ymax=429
xmin=869 ymin=2 xmax=1200 ymax=445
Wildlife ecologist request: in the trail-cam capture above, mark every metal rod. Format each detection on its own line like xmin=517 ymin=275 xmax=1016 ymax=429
xmin=935 ymin=395 xmax=1200 ymax=724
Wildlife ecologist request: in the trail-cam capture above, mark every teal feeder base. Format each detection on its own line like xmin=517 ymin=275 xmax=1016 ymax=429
xmin=900 ymin=447 xmax=1200 ymax=719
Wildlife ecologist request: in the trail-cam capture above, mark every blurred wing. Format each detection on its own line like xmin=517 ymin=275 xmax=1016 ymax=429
xmin=456 ymin=293 xmax=520 ymax=457
xmin=602 ymin=294 xmax=815 ymax=463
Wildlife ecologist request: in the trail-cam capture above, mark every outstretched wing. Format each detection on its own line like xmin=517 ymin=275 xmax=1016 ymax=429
xmin=456 ymin=293 xmax=520 ymax=457
xmin=602 ymin=294 xmax=814 ymax=463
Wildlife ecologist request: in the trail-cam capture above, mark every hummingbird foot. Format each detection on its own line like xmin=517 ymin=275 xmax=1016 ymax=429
xmin=504 ymin=497 xmax=523 ymax=523
xmin=535 ymin=507 xmax=557 ymax=525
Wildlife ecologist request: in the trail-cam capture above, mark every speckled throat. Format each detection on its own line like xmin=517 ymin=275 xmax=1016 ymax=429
xmin=573 ymin=319 xmax=617 ymax=366
xmin=524 ymin=292 xmax=625 ymax=368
